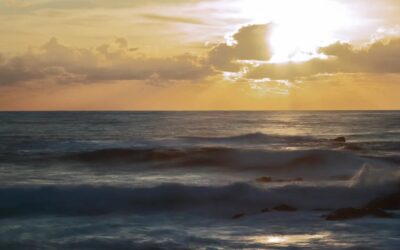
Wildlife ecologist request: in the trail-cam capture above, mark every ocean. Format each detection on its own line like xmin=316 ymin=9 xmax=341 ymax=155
xmin=0 ymin=111 xmax=399 ymax=249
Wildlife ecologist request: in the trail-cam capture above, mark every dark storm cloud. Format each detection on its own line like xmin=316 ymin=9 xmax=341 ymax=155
xmin=0 ymin=38 xmax=211 ymax=86
xmin=208 ymin=24 xmax=274 ymax=71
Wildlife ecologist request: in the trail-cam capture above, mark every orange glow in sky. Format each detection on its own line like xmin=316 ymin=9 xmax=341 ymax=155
xmin=0 ymin=0 xmax=399 ymax=110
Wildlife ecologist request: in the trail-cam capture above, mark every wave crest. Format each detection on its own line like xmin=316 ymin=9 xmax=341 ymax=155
xmin=62 ymin=147 xmax=377 ymax=180
xmin=181 ymin=132 xmax=317 ymax=144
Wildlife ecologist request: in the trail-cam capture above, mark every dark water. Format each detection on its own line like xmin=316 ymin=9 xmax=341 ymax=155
xmin=0 ymin=111 xmax=399 ymax=249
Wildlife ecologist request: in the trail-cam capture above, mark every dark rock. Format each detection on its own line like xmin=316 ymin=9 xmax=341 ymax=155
xmin=323 ymin=192 xmax=400 ymax=221
xmin=232 ymin=213 xmax=245 ymax=219
xmin=257 ymin=177 xmax=303 ymax=183
xmin=286 ymin=154 xmax=322 ymax=167
xmin=313 ymin=208 xmax=334 ymax=212
xmin=332 ymin=137 xmax=346 ymax=143
xmin=273 ymin=204 xmax=297 ymax=212
xmin=344 ymin=143 xmax=363 ymax=151
xmin=369 ymin=208 xmax=394 ymax=218
xmin=261 ymin=208 xmax=270 ymax=213
xmin=276 ymin=178 xmax=303 ymax=182
xmin=365 ymin=192 xmax=400 ymax=210
xmin=256 ymin=176 xmax=273 ymax=183
xmin=323 ymin=207 xmax=394 ymax=221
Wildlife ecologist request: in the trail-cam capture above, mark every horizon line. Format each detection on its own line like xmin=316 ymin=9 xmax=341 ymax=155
xmin=1 ymin=109 xmax=399 ymax=112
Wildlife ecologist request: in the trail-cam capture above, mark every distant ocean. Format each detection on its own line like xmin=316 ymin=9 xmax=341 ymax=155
xmin=0 ymin=111 xmax=399 ymax=249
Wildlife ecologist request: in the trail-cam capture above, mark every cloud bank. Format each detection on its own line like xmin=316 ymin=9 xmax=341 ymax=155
xmin=208 ymin=24 xmax=274 ymax=71
xmin=0 ymin=38 xmax=210 ymax=86
xmin=247 ymin=37 xmax=400 ymax=80
xmin=3 ymin=0 xmax=201 ymax=10
xmin=205 ymin=22 xmax=400 ymax=84
xmin=0 ymin=22 xmax=399 ymax=88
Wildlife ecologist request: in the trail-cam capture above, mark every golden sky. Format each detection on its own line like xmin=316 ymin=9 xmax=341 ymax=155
xmin=0 ymin=0 xmax=400 ymax=110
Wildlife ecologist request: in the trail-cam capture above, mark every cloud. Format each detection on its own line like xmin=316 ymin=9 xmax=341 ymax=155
xmin=1 ymin=24 xmax=399 ymax=89
xmin=0 ymin=38 xmax=211 ymax=86
xmin=4 ymin=0 xmax=36 ymax=8
xmin=140 ymin=14 xmax=204 ymax=25
xmin=114 ymin=38 xmax=128 ymax=49
xmin=320 ymin=38 xmax=400 ymax=73
xmin=247 ymin=37 xmax=400 ymax=80
xmin=2 ymin=0 xmax=203 ymax=10
xmin=205 ymin=22 xmax=400 ymax=81
xmin=208 ymin=24 xmax=274 ymax=71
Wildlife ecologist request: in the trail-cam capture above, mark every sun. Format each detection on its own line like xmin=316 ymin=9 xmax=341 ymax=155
xmin=237 ymin=0 xmax=353 ymax=62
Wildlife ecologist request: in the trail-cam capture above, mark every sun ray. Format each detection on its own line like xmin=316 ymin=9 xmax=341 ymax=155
xmin=236 ymin=0 xmax=353 ymax=62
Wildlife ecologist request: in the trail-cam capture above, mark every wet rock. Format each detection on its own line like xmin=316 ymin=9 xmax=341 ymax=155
xmin=256 ymin=176 xmax=273 ymax=183
xmin=323 ymin=207 xmax=393 ymax=221
xmin=261 ymin=208 xmax=270 ymax=213
xmin=286 ymin=154 xmax=322 ymax=167
xmin=273 ymin=204 xmax=297 ymax=212
xmin=232 ymin=213 xmax=245 ymax=219
xmin=313 ymin=208 xmax=334 ymax=212
xmin=257 ymin=177 xmax=303 ymax=183
xmin=276 ymin=178 xmax=303 ymax=183
xmin=344 ymin=143 xmax=363 ymax=151
xmin=332 ymin=137 xmax=346 ymax=143
xmin=365 ymin=192 xmax=400 ymax=210
xmin=369 ymin=208 xmax=394 ymax=218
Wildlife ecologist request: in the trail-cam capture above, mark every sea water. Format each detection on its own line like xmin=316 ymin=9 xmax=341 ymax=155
xmin=0 ymin=111 xmax=399 ymax=249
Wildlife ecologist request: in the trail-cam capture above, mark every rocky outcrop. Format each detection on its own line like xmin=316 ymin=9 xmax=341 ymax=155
xmin=256 ymin=176 xmax=303 ymax=183
xmin=231 ymin=213 xmax=245 ymax=219
xmin=275 ymin=178 xmax=303 ymax=183
xmin=273 ymin=204 xmax=297 ymax=212
xmin=365 ymin=192 xmax=400 ymax=210
xmin=323 ymin=191 xmax=399 ymax=221
xmin=323 ymin=207 xmax=393 ymax=221
xmin=332 ymin=137 xmax=346 ymax=143
xmin=261 ymin=208 xmax=270 ymax=213
xmin=256 ymin=176 xmax=273 ymax=183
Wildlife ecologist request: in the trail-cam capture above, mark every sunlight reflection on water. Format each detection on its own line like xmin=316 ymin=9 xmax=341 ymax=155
xmin=247 ymin=232 xmax=352 ymax=248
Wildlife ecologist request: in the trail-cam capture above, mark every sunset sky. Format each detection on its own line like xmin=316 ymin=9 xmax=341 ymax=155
xmin=1 ymin=0 xmax=400 ymax=110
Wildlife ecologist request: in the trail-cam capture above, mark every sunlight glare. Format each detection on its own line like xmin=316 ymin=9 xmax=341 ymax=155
xmin=248 ymin=233 xmax=332 ymax=247
xmin=236 ymin=0 xmax=353 ymax=62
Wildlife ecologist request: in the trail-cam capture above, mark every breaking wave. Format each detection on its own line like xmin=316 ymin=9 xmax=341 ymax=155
xmin=180 ymin=132 xmax=318 ymax=144
xmin=1 ymin=171 xmax=398 ymax=218
xmin=58 ymin=146 xmax=397 ymax=180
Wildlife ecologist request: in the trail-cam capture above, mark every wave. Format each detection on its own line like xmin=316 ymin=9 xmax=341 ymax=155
xmin=180 ymin=132 xmax=318 ymax=144
xmin=1 ymin=132 xmax=316 ymax=155
xmin=343 ymin=141 xmax=400 ymax=153
xmin=350 ymin=164 xmax=400 ymax=187
xmin=60 ymin=147 xmax=393 ymax=180
xmin=0 ymin=177 xmax=398 ymax=218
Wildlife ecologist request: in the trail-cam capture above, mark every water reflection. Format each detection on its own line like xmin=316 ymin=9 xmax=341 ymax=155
xmin=249 ymin=232 xmax=331 ymax=247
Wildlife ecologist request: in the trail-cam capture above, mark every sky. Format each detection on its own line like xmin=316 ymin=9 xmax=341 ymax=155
xmin=0 ymin=0 xmax=400 ymax=110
